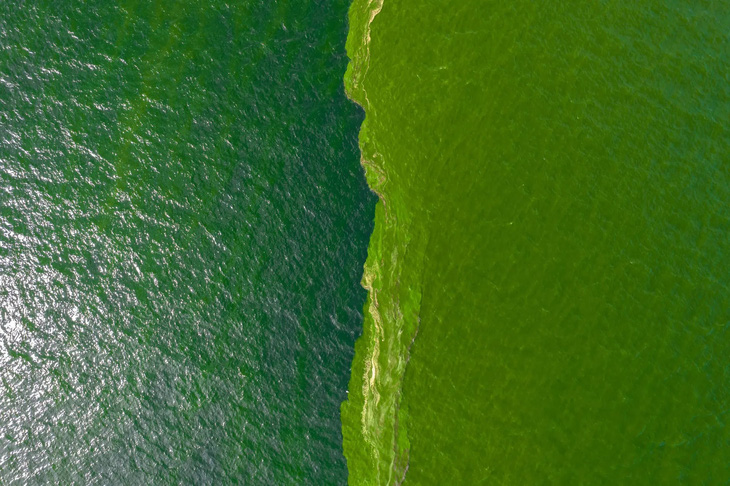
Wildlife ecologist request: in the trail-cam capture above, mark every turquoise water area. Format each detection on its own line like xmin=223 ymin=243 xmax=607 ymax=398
xmin=0 ymin=1 xmax=374 ymax=483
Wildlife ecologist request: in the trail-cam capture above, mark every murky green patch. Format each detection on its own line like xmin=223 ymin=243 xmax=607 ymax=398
xmin=343 ymin=1 xmax=730 ymax=484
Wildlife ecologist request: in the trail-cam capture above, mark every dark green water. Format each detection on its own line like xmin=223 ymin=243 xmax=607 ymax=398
xmin=0 ymin=1 xmax=375 ymax=484
xmin=343 ymin=0 xmax=730 ymax=484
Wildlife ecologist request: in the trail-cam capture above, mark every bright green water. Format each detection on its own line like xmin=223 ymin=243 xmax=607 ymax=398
xmin=0 ymin=1 xmax=375 ymax=483
xmin=343 ymin=1 xmax=730 ymax=484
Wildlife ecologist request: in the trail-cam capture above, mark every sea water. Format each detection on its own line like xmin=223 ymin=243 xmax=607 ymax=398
xmin=0 ymin=1 xmax=374 ymax=483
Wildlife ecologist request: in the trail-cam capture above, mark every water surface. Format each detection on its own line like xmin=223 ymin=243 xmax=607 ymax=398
xmin=0 ymin=1 xmax=374 ymax=483
xmin=343 ymin=1 xmax=730 ymax=483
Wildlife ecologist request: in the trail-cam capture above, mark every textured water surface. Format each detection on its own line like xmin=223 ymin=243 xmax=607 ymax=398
xmin=0 ymin=1 xmax=374 ymax=484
